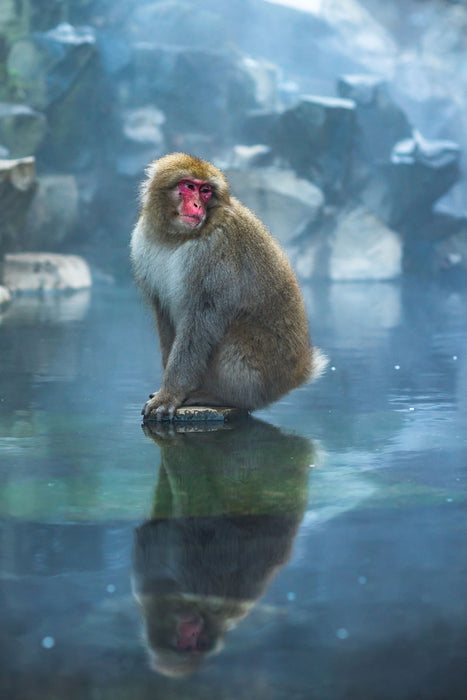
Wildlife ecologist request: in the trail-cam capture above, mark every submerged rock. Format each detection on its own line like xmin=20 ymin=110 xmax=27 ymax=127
xmin=3 ymin=253 xmax=92 ymax=293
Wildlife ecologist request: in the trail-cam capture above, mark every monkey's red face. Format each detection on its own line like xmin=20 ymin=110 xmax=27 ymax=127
xmin=175 ymin=179 xmax=213 ymax=228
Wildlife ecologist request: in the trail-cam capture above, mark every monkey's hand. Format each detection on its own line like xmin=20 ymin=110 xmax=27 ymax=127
xmin=142 ymin=390 xmax=184 ymax=421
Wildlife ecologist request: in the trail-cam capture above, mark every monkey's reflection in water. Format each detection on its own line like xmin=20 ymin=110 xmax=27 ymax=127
xmin=132 ymin=419 xmax=315 ymax=677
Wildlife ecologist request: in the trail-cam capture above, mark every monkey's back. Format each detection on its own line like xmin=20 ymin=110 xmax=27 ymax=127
xmin=216 ymin=199 xmax=315 ymax=391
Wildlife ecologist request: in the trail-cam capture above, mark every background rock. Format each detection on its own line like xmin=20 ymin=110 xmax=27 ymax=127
xmin=7 ymin=24 xmax=97 ymax=111
xmin=0 ymin=103 xmax=46 ymax=158
xmin=0 ymin=285 xmax=11 ymax=308
xmin=434 ymin=219 xmax=467 ymax=281
xmin=23 ymin=175 xmax=79 ymax=250
xmin=117 ymin=106 xmax=166 ymax=177
xmin=228 ymin=145 xmax=273 ymax=169
xmin=288 ymin=206 xmax=402 ymax=282
xmin=0 ymin=157 xmax=37 ymax=254
xmin=360 ymin=131 xmax=461 ymax=230
xmin=8 ymin=23 xmax=116 ymax=172
xmin=337 ymin=75 xmax=413 ymax=189
xmin=226 ymin=167 xmax=324 ymax=244
xmin=3 ymin=252 xmax=92 ymax=293
xmin=127 ymin=1 xmax=226 ymax=49
xmin=126 ymin=44 xmax=258 ymax=143
xmin=272 ymin=96 xmax=356 ymax=200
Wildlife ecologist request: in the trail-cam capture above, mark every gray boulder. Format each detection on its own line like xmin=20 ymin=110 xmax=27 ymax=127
xmin=434 ymin=218 xmax=467 ymax=280
xmin=288 ymin=205 xmax=402 ymax=282
xmin=23 ymin=175 xmax=79 ymax=250
xmin=360 ymin=130 xmax=461 ymax=230
xmin=0 ymin=286 xmax=11 ymax=309
xmin=0 ymin=103 xmax=47 ymax=159
xmin=0 ymin=157 xmax=37 ymax=253
xmin=128 ymin=44 xmax=257 ymax=140
xmin=8 ymin=23 xmax=115 ymax=171
xmin=238 ymin=109 xmax=281 ymax=146
xmin=240 ymin=57 xmax=279 ymax=112
xmin=127 ymin=1 xmax=226 ymax=49
xmin=228 ymin=145 xmax=273 ymax=169
xmin=117 ymin=106 xmax=166 ymax=177
xmin=7 ymin=23 xmax=97 ymax=111
xmin=273 ymin=96 xmax=356 ymax=199
xmin=337 ymin=74 xmax=413 ymax=193
xmin=226 ymin=167 xmax=324 ymax=244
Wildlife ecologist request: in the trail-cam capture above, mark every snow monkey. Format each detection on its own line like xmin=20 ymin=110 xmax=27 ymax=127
xmin=130 ymin=153 xmax=326 ymax=420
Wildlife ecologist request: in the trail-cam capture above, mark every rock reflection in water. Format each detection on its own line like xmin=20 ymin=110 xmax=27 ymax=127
xmin=132 ymin=419 xmax=315 ymax=677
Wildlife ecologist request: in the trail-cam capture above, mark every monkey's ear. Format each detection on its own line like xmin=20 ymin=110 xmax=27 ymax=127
xmin=145 ymin=161 xmax=160 ymax=180
xmin=139 ymin=161 xmax=161 ymax=204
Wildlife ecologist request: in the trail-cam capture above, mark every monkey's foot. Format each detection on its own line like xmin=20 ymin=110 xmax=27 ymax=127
xmin=142 ymin=391 xmax=183 ymax=420
xmin=143 ymin=405 xmax=249 ymax=423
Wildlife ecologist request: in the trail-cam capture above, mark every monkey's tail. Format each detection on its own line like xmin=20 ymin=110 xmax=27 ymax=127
xmin=309 ymin=347 xmax=329 ymax=382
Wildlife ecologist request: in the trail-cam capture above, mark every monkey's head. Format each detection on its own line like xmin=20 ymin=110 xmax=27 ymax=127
xmin=141 ymin=153 xmax=231 ymax=238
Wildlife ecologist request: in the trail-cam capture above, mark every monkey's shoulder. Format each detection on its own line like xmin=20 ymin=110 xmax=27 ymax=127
xmin=226 ymin=197 xmax=270 ymax=234
xmin=226 ymin=198 xmax=286 ymax=252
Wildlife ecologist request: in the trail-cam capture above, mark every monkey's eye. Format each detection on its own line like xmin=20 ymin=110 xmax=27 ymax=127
xmin=180 ymin=181 xmax=195 ymax=191
xmin=199 ymin=184 xmax=213 ymax=201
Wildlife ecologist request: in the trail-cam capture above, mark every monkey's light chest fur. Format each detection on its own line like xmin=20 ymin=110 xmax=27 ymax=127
xmin=131 ymin=222 xmax=194 ymax=326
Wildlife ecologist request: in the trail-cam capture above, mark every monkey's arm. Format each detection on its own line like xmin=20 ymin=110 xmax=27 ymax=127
xmin=143 ymin=290 xmax=237 ymax=419
xmin=153 ymin=300 xmax=175 ymax=369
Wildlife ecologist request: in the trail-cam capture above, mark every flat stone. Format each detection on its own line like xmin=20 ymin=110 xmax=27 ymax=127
xmin=144 ymin=406 xmax=249 ymax=423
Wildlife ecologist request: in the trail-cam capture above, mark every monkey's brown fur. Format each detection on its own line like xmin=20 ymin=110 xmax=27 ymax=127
xmin=131 ymin=153 xmax=326 ymax=418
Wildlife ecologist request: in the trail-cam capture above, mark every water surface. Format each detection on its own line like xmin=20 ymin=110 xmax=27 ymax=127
xmin=0 ymin=280 xmax=466 ymax=699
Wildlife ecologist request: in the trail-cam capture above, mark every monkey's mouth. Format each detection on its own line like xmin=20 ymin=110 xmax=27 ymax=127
xmin=179 ymin=214 xmax=204 ymax=228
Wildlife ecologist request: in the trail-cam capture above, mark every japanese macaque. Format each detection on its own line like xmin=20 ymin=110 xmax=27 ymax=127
xmin=130 ymin=152 xmax=326 ymax=419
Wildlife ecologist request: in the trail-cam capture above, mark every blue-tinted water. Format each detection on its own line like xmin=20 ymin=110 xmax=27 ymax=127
xmin=0 ymin=280 xmax=466 ymax=699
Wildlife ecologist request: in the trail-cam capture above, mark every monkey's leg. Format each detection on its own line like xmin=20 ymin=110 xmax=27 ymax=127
xmin=195 ymin=338 xmax=271 ymax=411
xmin=181 ymin=392 xmax=226 ymax=407
xmin=197 ymin=323 xmax=309 ymax=411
